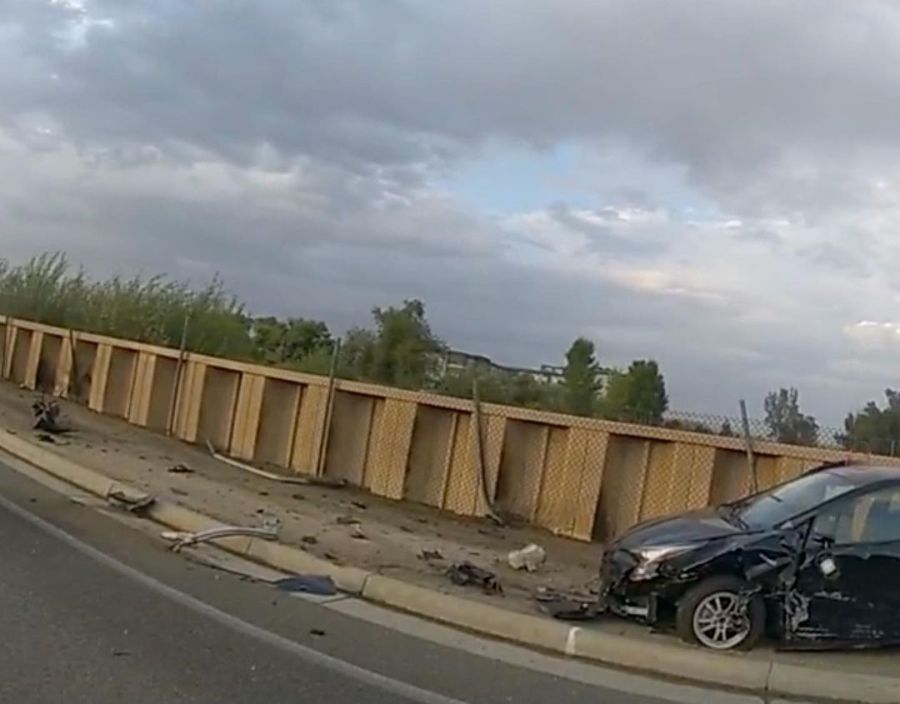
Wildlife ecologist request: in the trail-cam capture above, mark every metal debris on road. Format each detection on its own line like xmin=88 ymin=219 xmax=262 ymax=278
xmin=106 ymin=489 xmax=156 ymax=514
xmin=447 ymin=561 xmax=503 ymax=594
xmin=301 ymin=535 xmax=318 ymax=545
xmin=419 ymin=549 xmax=444 ymax=562
xmin=32 ymin=397 xmax=66 ymax=434
xmin=167 ymin=463 xmax=194 ymax=474
xmin=335 ymin=515 xmax=361 ymax=526
xmin=351 ymin=500 xmax=368 ymax=510
xmin=350 ymin=525 xmax=368 ymax=540
xmin=535 ymin=587 xmax=600 ymax=621
xmin=273 ymin=575 xmax=337 ymax=596
xmin=162 ymin=518 xmax=281 ymax=553
xmin=507 ymin=544 xmax=547 ymax=573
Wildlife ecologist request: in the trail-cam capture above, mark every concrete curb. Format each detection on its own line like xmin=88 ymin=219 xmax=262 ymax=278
xmin=1 ymin=430 xmax=897 ymax=703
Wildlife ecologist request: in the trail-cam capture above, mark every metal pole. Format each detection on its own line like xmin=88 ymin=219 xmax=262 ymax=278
xmin=0 ymin=316 xmax=9 ymax=380
xmin=166 ymin=313 xmax=191 ymax=437
xmin=315 ymin=339 xmax=341 ymax=477
xmin=472 ymin=378 xmax=504 ymax=526
xmin=739 ymin=400 xmax=759 ymax=495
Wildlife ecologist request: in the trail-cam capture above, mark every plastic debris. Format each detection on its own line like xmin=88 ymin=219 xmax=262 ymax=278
xmin=447 ymin=561 xmax=502 ymax=594
xmin=273 ymin=575 xmax=337 ymax=596
xmin=508 ymin=544 xmax=547 ymax=573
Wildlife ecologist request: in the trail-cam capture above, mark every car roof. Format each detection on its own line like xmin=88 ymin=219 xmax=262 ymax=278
xmin=824 ymin=464 xmax=900 ymax=485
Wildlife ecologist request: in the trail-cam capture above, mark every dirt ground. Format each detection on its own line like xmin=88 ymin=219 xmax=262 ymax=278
xmin=0 ymin=382 xmax=601 ymax=614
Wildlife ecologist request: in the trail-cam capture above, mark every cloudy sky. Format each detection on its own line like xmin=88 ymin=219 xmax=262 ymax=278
xmin=3 ymin=0 xmax=900 ymax=423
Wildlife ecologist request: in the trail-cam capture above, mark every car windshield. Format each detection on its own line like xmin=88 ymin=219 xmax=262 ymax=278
xmin=730 ymin=471 xmax=858 ymax=529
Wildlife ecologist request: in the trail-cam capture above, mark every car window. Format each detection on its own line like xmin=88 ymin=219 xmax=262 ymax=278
xmin=813 ymin=486 xmax=900 ymax=545
xmin=736 ymin=471 xmax=857 ymax=528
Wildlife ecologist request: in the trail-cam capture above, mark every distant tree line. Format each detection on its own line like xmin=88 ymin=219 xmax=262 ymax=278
xmin=3 ymin=253 xmax=899 ymax=451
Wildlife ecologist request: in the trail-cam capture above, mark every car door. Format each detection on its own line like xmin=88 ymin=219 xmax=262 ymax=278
xmin=784 ymin=483 xmax=900 ymax=648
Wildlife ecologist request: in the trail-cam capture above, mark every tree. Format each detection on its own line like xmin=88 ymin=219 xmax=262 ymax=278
xmin=763 ymin=388 xmax=819 ymax=446
xmin=839 ymin=389 xmax=900 ymax=455
xmin=602 ymin=360 xmax=668 ymax=424
xmin=251 ymin=316 xmax=332 ymax=364
xmin=562 ymin=337 xmax=601 ymax=416
xmin=365 ymin=299 xmax=443 ymax=388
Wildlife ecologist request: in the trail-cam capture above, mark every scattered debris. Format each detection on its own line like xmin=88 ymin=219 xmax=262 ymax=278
xmin=508 ymin=544 xmax=547 ymax=573
xmin=107 ymin=489 xmax=155 ymax=514
xmin=324 ymin=552 xmax=338 ymax=562
xmin=167 ymin=463 xmax=194 ymax=474
xmin=205 ymin=438 xmax=348 ymax=487
xmin=111 ymin=650 xmax=131 ymax=657
xmin=32 ymin=397 xmax=66 ymax=434
xmin=291 ymin=493 xmax=305 ymax=500
xmin=162 ymin=518 xmax=280 ymax=553
xmin=351 ymin=500 xmax=368 ymax=510
xmin=336 ymin=515 xmax=361 ymax=526
xmin=170 ymin=487 xmax=190 ymax=497
xmin=419 ymin=549 xmax=444 ymax=562
xmin=447 ymin=561 xmax=502 ymax=594
xmin=310 ymin=629 xmax=326 ymax=637
xmin=273 ymin=575 xmax=337 ymax=596
xmin=535 ymin=587 xmax=600 ymax=621
xmin=36 ymin=433 xmax=55 ymax=443
xmin=351 ymin=525 xmax=368 ymax=540
xmin=258 ymin=491 xmax=269 ymax=497
xmin=301 ymin=535 xmax=319 ymax=545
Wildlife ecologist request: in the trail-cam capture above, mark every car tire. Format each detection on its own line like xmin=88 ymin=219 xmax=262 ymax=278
xmin=675 ymin=575 xmax=765 ymax=651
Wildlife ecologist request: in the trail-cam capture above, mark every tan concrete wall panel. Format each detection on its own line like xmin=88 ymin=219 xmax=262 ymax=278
xmin=10 ymin=328 xmax=33 ymax=386
xmin=405 ymin=405 xmax=455 ymax=507
xmin=495 ymin=420 xmax=549 ymax=521
xmin=254 ymin=378 xmax=301 ymax=468
xmin=535 ymin=426 xmax=578 ymax=532
xmin=146 ymin=356 xmax=177 ymax=432
xmin=196 ymin=366 xmax=240 ymax=451
xmin=36 ymin=333 xmax=63 ymax=394
xmin=366 ymin=398 xmax=416 ymax=500
xmin=103 ymin=347 xmax=138 ymax=419
xmin=597 ymin=436 xmax=650 ymax=538
xmin=230 ymin=373 xmax=266 ymax=460
xmin=291 ymin=384 xmax=327 ymax=475
xmin=323 ymin=391 xmax=375 ymax=485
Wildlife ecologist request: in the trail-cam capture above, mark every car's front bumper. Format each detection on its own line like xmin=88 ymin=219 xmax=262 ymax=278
xmin=598 ymin=547 xmax=680 ymax=624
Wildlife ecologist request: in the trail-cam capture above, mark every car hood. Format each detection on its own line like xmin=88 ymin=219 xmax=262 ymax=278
xmin=615 ymin=507 xmax=747 ymax=551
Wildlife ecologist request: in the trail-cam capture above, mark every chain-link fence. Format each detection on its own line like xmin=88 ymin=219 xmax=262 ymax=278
xmin=663 ymin=409 xmax=900 ymax=456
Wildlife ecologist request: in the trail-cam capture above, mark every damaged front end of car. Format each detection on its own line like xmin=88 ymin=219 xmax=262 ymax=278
xmin=598 ymin=530 xmax=801 ymax=635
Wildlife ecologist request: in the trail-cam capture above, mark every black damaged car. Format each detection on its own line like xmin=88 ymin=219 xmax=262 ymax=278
xmin=598 ymin=461 xmax=900 ymax=651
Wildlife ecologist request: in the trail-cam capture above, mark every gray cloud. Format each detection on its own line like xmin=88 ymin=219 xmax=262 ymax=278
xmin=4 ymin=0 xmax=900 ymax=422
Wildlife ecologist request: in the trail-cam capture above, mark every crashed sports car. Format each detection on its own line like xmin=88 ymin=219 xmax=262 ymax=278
xmin=598 ymin=461 xmax=900 ymax=651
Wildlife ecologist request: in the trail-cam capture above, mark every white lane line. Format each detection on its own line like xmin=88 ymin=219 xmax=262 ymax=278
xmin=0 ymin=490 xmax=470 ymax=704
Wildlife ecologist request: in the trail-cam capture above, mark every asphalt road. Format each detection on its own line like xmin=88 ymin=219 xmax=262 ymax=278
xmin=0 ymin=458 xmax=769 ymax=704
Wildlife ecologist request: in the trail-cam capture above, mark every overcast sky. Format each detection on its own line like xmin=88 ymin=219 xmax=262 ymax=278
xmin=3 ymin=0 xmax=900 ymax=424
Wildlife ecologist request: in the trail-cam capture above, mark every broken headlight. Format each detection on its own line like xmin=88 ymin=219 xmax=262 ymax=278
xmin=629 ymin=544 xmax=698 ymax=581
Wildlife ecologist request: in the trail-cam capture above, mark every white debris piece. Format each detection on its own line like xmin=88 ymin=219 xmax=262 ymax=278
xmin=507 ymin=543 xmax=547 ymax=572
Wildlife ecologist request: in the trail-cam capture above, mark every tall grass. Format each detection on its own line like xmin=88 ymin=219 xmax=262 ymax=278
xmin=0 ymin=253 xmax=254 ymax=358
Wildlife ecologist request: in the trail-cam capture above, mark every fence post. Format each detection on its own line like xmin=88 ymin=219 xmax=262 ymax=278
xmin=315 ymin=339 xmax=341 ymax=477
xmin=166 ymin=314 xmax=191 ymax=436
xmin=739 ymin=400 xmax=759 ymax=494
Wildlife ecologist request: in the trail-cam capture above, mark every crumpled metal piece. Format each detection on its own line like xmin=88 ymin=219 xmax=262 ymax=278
xmin=535 ymin=586 xmax=601 ymax=621
xmin=162 ymin=518 xmax=281 ymax=553
xmin=447 ymin=561 xmax=502 ymax=594
xmin=107 ymin=489 xmax=155 ymax=514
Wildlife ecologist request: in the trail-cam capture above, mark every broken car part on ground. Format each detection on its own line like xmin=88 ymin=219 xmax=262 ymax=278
xmin=593 ymin=461 xmax=900 ymax=651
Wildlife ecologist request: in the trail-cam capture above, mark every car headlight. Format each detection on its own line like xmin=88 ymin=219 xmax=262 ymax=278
xmin=629 ymin=545 xmax=697 ymax=581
